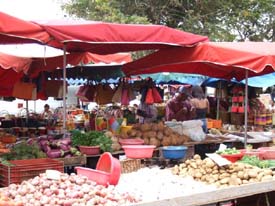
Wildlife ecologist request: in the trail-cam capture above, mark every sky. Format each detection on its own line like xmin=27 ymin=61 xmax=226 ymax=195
xmin=0 ymin=0 xmax=68 ymax=57
xmin=0 ymin=0 xmax=66 ymax=20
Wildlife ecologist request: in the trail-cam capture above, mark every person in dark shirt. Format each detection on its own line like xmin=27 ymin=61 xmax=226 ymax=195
xmin=165 ymin=86 xmax=196 ymax=121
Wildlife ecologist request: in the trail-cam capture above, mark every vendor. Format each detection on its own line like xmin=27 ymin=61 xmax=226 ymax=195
xmin=41 ymin=104 xmax=53 ymax=120
xmin=165 ymin=86 xmax=196 ymax=121
xmin=137 ymin=101 xmax=158 ymax=123
xmin=190 ymin=85 xmax=209 ymax=132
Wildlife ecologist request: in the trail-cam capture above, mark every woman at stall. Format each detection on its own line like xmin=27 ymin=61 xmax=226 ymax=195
xmin=165 ymin=86 xmax=196 ymax=121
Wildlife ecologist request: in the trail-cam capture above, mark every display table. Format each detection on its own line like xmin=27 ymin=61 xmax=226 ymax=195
xmin=134 ymin=180 xmax=275 ymax=206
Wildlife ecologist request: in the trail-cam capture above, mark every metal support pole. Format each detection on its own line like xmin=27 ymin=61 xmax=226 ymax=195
xmin=244 ymin=70 xmax=248 ymax=147
xmin=62 ymin=44 xmax=67 ymax=131
xmin=216 ymin=81 xmax=221 ymax=120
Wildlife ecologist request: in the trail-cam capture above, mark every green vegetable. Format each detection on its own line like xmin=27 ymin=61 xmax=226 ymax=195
xmin=238 ymin=155 xmax=275 ymax=169
xmin=0 ymin=141 xmax=46 ymax=161
xmin=71 ymin=130 xmax=113 ymax=152
xmin=216 ymin=147 xmax=240 ymax=155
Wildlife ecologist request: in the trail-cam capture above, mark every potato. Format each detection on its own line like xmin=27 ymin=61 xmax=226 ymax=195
xmin=143 ymin=138 xmax=150 ymax=145
xmin=135 ymin=130 xmax=142 ymax=138
xmin=194 ymin=172 xmax=203 ymax=178
xmin=242 ymin=179 xmax=249 ymax=184
xmin=263 ymin=169 xmax=273 ymax=176
xmin=156 ymin=131 xmax=164 ymax=140
xmin=161 ymin=136 xmax=171 ymax=146
xmin=228 ymin=177 xmax=241 ymax=186
xmin=193 ymin=154 xmax=201 ymax=160
xmin=261 ymin=175 xmax=273 ymax=181
xmin=256 ymin=172 xmax=265 ymax=181
xmin=220 ymin=177 xmax=229 ymax=184
xmin=149 ymin=138 xmax=160 ymax=147
xmin=157 ymin=121 xmax=165 ymax=131
xmin=190 ymin=162 xmax=197 ymax=169
xmin=237 ymin=171 xmax=244 ymax=179
xmin=248 ymin=169 xmax=258 ymax=178
xmin=151 ymin=123 xmax=158 ymax=131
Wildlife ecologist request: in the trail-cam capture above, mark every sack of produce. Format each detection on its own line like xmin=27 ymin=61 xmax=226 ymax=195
xmin=181 ymin=120 xmax=205 ymax=141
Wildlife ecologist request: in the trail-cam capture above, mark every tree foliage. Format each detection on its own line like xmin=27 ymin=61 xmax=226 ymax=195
xmin=62 ymin=0 xmax=275 ymax=41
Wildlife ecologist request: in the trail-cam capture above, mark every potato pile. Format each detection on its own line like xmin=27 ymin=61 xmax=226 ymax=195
xmin=172 ymin=154 xmax=275 ymax=188
xmin=123 ymin=122 xmax=190 ymax=147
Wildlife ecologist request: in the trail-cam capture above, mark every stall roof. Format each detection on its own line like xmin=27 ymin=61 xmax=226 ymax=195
xmin=123 ymin=42 xmax=275 ymax=81
xmin=35 ymin=19 xmax=209 ymax=54
xmin=0 ymin=12 xmax=50 ymax=44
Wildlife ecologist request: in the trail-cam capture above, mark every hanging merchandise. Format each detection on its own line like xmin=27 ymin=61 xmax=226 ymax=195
xmin=145 ymin=88 xmax=154 ymax=105
xmin=45 ymin=80 xmax=67 ymax=98
xmin=95 ymin=84 xmax=114 ymax=105
xmin=121 ymin=86 xmax=130 ymax=105
xmin=75 ymin=84 xmax=96 ymax=102
xmin=140 ymin=77 xmax=163 ymax=104
xmin=112 ymin=83 xmax=123 ymax=103
xmin=152 ymin=87 xmax=163 ymax=103
xmin=12 ymin=81 xmax=37 ymax=100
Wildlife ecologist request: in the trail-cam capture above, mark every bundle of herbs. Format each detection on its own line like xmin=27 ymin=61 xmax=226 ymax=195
xmin=71 ymin=130 xmax=112 ymax=152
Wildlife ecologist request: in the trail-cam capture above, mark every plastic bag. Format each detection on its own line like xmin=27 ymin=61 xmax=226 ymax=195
xmin=181 ymin=120 xmax=206 ymax=141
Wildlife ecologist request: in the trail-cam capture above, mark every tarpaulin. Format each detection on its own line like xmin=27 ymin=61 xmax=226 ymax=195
xmin=123 ymin=42 xmax=275 ymax=81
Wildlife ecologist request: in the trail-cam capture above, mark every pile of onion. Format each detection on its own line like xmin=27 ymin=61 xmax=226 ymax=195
xmin=1 ymin=172 xmax=139 ymax=206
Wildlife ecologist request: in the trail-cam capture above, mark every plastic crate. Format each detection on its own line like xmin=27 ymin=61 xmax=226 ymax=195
xmin=0 ymin=158 xmax=64 ymax=187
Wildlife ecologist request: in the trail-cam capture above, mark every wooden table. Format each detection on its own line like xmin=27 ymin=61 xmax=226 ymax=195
xmin=133 ymin=180 xmax=275 ymax=206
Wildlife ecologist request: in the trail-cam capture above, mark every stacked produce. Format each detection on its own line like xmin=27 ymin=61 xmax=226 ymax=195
xmin=122 ymin=122 xmax=190 ymax=147
xmin=0 ymin=172 xmax=139 ymax=206
xmin=115 ymin=167 xmax=216 ymax=203
xmin=104 ymin=131 xmax=121 ymax=152
xmin=38 ymin=135 xmax=81 ymax=158
xmin=172 ymin=154 xmax=275 ymax=188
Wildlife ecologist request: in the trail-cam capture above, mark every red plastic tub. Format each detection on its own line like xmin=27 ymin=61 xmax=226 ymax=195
xmin=258 ymin=147 xmax=275 ymax=160
xmin=122 ymin=145 xmax=156 ymax=159
xmin=96 ymin=152 xmax=121 ymax=185
xmin=75 ymin=167 xmax=110 ymax=186
xmin=119 ymin=138 xmax=144 ymax=146
xmin=79 ymin=145 xmax=100 ymax=155
xmin=220 ymin=153 xmax=244 ymax=163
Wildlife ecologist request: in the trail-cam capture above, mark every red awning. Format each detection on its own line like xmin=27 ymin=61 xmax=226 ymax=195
xmin=123 ymin=42 xmax=275 ymax=81
xmin=0 ymin=12 xmax=50 ymax=44
xmin=0 ymin=52 xmax=132 ymax=96
xmin=36 ymin=20 xmax=208 ymax=54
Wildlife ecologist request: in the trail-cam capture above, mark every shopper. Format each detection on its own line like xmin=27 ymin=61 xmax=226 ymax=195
xmin=41 ymin=104 xmax=53 ymax=120
xmin=165 ymin=86 xmax=196 ymax=121
xmin=137 ymin=101 xmax=158 ymax=123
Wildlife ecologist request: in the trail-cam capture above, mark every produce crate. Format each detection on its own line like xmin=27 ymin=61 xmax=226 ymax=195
xmin=0 ymin=158 xmax=64 ymax=187
xmin=57 ymin=155 xmax=87 ymax=167
xmin=120 ymin=159 xmax=143 ymax=173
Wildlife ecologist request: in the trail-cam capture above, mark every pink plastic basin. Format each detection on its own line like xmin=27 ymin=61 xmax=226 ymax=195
xmin=96 ymin=152 xmax=121 ymax=185
xmin=119 ymin=138 xmax=144 ymax=146
xmin=258 ymin=147 xmax=275 ymax=160
xmin=122 ymin=145 xmax=156 ymax=159
xmin=75 ymin=167 xmax=110 ymax=186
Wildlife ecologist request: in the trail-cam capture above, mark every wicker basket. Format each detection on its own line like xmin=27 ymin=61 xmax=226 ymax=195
xmin=120 ymin=159 xmax=143 ymax=173
xmin=58 ymin=155 xmax=87 ymax=166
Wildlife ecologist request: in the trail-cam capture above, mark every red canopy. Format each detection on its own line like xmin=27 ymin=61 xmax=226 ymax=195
xmin=123 ymin=42 xmax=275 ymax=80
xmin=28 ymin=52 xmax=132 ymax=77
xmin=0 ymin=12 xmax=50 ymax=44
xmin=0 ymin=52 xmax=132 ymax=96
xmin=36 ymin=20 xmax=208 ymax=54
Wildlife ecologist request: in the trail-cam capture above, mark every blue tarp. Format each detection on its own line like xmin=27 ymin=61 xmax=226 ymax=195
xmin=202 ymin=73 xmax=275 ymax=88
xmin=136 ymin=73 xmax=208 ymax=85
